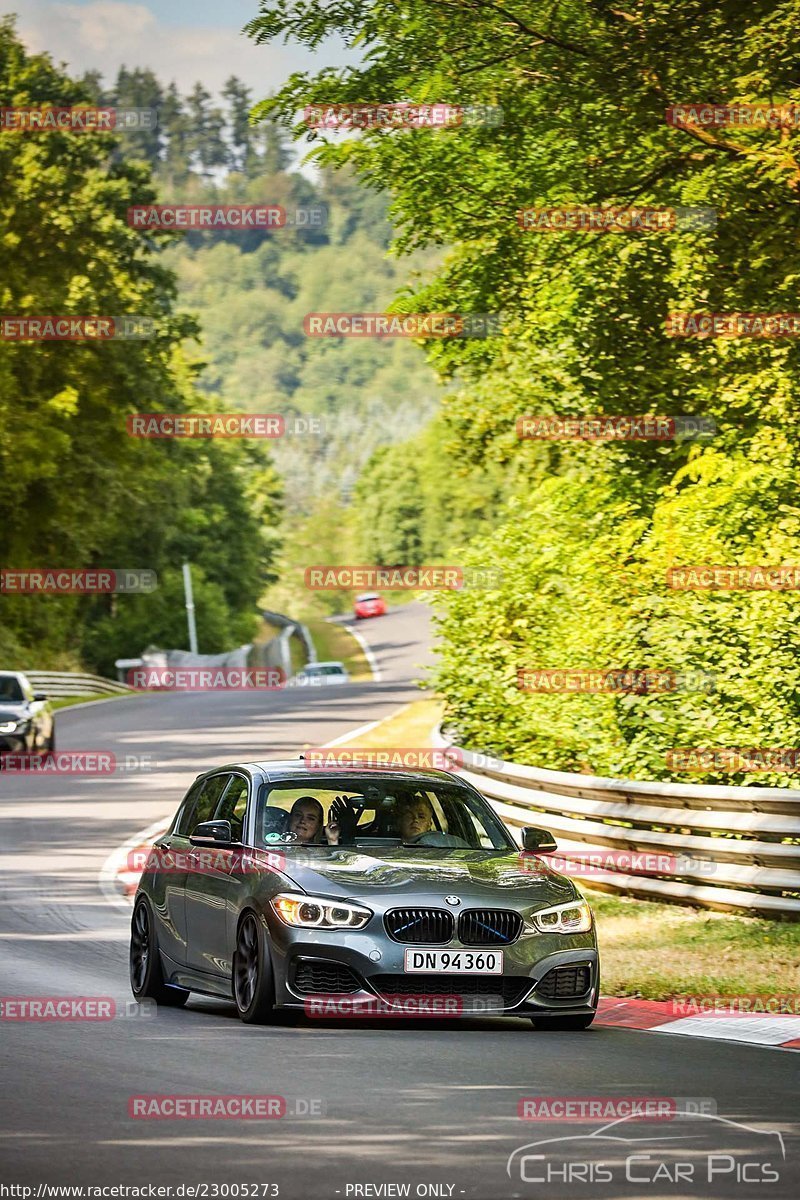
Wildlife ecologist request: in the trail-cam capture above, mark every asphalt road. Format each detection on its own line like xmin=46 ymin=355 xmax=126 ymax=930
xmin=1 ymin=600 xmax=798 ymax=1199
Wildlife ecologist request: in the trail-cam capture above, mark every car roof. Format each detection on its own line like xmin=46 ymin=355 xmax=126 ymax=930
xmin=0 ymin=671 xmax=26 ymax=680
xmin=192 ymin=758 xmax=463 ymax=786
xmin=356 ymin=592 xmax=380 ymax=600
xmin=303 ymin=660 xmax=346 ymax=669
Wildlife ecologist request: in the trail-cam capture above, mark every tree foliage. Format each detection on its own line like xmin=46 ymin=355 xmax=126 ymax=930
xmin=249 ymin=0 xmax=800 ymax=782
xmin=0 ymin=19 xmax=281 ymax=673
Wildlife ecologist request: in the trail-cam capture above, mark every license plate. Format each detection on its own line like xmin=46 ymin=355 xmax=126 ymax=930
xmin=403 ymin=949 xmax=504 ymax=974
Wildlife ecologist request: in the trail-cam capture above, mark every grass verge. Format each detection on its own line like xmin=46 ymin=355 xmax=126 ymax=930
xmin=334 ymin=697 xmax=444 ymax=749
xmin=306 ymin=618 xmax=372 ymax=681
xmin=582 ymin=889 xmax=800 ymax=999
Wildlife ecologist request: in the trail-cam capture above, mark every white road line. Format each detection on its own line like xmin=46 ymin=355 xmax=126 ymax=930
xmin=322 ymin=719 xmax=383 ymax=747
xmin=98 ymin=815 xmax=172 ymax=911
xmin=330 ymin=617 xmax=382 ymax=681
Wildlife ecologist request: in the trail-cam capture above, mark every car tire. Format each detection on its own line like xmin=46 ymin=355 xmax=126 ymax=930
xmin=45 ymin=727 xmax=55 ymax=753
xmin=130 ymin=897 xmax=189 ymax=1007
xmin=530 ymin=1013 xmax=596 ymax=1030
xmin=233 ymin=911 xmax=277 ymax=1024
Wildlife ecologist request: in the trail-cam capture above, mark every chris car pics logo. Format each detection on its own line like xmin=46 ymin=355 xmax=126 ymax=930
xmin=507 ymin=1112 xmax=785 ymax=1189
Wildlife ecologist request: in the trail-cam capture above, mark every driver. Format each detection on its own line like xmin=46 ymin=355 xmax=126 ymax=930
xmin=396 ymin=793 xmax=436 ymax=842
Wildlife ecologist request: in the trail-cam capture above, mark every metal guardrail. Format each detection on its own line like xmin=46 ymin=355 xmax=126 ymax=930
xmin=24 ymin=671 xmax=133 ymax=698
xmin=436 ymin=728 xmax=800 ymax=918
xmin=261 ymin=610 xmax=316 ymax=679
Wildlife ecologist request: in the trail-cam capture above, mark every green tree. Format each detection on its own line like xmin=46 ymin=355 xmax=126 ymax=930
xmin=0 ymin=18 xmax=281 ymax=672
xmin=185 ymin=83 xmax=229 ymax=176
xmin=246 ymin=0 xmax=800 ymax=782
xmin=160 ymin=82 xmax=192 ymax=183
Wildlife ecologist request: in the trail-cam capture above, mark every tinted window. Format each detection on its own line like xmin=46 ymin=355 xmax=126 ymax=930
xmin=214 ymin=776 xmax=249 ymax=842
xmin=173 ymin=780 xmax=205 ymax=837
xmin=189 ymin=775 xmax=231 ymax=832
xmin=0 ymin=675 xmax=24 ymax=702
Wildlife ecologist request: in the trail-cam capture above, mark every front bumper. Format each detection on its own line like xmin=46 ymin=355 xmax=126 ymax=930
xmin=265 ymin=916 xmax=598 ymax=1017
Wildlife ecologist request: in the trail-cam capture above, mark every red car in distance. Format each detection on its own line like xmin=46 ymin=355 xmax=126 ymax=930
xmin=354 ymin=592 xmax=387 ymax=619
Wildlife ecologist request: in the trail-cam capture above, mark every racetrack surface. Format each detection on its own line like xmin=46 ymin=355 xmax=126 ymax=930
xmin=1 ymin=601 xmax=798 ymax=1197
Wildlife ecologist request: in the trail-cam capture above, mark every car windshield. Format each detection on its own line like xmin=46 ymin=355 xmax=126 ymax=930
xmin=356 ymin=593 xmax=379 ymax=602
xmin=0 ymin=676 xmax=24 ymax=702
xmin=304 ymin=665 xmax=344 ymax=676
xmin=256 ymin=775 xmax=514 ymax=851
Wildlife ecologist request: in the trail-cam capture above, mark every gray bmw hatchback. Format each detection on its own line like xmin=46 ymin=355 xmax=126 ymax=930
xmin=129 ymin=760 xmax=598 ymax=1028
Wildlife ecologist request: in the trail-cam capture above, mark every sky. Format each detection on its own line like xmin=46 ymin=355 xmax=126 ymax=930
xmin=11 ymin=0 xmax=351 ymax=96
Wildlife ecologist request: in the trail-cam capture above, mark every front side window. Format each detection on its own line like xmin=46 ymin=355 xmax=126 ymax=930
xmin=172 ymin=780 xmax=205 ymax=837
xmin=213 ymin=776 xmax=249 ymax=842
xmin=189 ymin=774 xmax=231 ymax=832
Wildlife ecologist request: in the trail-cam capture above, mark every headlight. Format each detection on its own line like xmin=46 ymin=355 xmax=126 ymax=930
xmin=0 ymin=720 xmax=25 ymax=734
xmin=270 ymin=892 xmax=372 ymax=930
xmin=531 ymin=900 xmax=593 ymax=934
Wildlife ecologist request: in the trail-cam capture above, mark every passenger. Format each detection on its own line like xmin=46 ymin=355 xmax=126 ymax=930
xmin=287 ymin=796 xmax=325 ymax=843
xmin=321 ymin=795 xmax=358 ymax=846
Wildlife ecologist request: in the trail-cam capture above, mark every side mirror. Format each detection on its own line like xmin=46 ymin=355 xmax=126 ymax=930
xmin=522 ymin=826 xmax=557 ymax=853
xmin=33 ymin=693 xmax=48 ymax=702
xmin=190 ymin=820 xmax=233 ymax=846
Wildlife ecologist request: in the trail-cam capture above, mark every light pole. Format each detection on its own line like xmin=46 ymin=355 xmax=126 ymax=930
xmin=182 ymin=561 xmax=199 ymax=655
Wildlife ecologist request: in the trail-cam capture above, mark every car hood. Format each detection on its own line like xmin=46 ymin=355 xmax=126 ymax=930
xmin=279 ymin=846 xmax=577 ymax=906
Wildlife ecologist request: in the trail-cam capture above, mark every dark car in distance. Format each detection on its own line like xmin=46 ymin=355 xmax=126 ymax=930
xmin=0 ymin=671 xmax=55 ymax=755
xmin=130 ymin=761 xmax=598 ymax=1028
